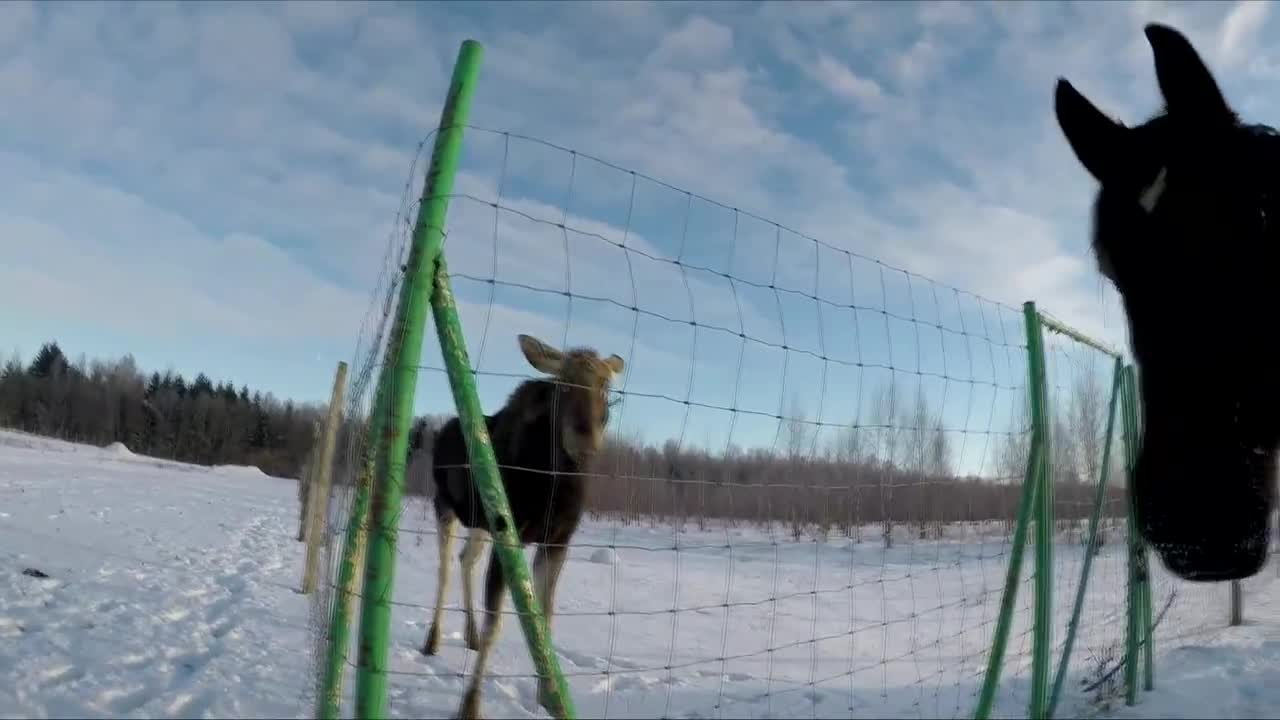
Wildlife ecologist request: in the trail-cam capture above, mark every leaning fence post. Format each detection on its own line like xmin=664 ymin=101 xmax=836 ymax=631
xmin=302 ymin=361 xmax=349 ymax=594
xmin=298 ymin=419 xmax=323 ymax=542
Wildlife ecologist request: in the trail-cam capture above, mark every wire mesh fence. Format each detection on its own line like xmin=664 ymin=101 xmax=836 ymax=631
xmin=301 ymin=130 xmax=437 ymax=719
xmin=401 ymin=121 xmax=1037 ymax=718
xmin=304 ymin=39 xmax=1259 ymax=720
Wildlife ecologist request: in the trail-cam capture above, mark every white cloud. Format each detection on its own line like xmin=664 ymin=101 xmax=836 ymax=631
xmin=6 ymin=0 xmax=1265 ymax=452
xmin=1219 ymin=0 xmax=1271 ymax=69
xmin=647 ymin=15 xmax=734 ymax=68
xmin=813 ymin=53 xmax=885 ymax=110
xmin=0 ymin=152 xmax=365 ymax=345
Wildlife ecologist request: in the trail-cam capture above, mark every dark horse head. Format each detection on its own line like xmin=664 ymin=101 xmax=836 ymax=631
xmin=1055 ymin=24 xmax=1280 ymax=582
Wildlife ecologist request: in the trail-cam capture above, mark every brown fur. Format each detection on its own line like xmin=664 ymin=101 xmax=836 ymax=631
xmin=421 ymin=333 xmax=624 ymax=718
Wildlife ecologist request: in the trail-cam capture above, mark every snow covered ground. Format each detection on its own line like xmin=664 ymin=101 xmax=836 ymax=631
xmin=1 ymin=427 xmax=1277 ymax=719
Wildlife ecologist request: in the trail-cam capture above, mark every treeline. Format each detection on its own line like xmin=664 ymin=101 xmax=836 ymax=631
xmin=0 ymin=342 xmax=322 ymax=478
xmin=2 ymin=341 xmax=1126 ymax=543
xmin=390 ymin=370 xmax=1126 ymax=543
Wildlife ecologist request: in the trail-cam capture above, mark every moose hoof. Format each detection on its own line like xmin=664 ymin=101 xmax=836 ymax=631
xmin=464 ymin=625 xmax=481 ymax=652
xmin=422 ymin=626 xmax=441 ymax=656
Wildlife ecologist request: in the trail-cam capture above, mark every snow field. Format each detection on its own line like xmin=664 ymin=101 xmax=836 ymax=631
xmin=1 ymin=428 xmax=1277 ymax=719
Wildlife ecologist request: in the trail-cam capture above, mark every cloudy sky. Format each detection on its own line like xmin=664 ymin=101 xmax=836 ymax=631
xmin=1 ymin=1 xmax=1272 ymax=474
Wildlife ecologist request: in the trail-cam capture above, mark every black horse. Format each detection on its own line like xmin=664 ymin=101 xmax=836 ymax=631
xmin=1055 ymin=23 xmax=1280 ymax=582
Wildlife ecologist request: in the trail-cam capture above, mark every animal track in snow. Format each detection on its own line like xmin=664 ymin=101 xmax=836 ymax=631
xmin=37 ymin=664 xmax=85 ymax=689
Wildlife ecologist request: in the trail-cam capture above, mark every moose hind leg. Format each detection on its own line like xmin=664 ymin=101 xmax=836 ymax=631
xmin=423 ymin=513 xmax=458 ymax=655
xmin=459 ymin=527 xmax=489 ymax=651
xmin=458 ymin=552 xmax=507 ymax=720
xmin=532 ymin=542 xmax=569 ymax=711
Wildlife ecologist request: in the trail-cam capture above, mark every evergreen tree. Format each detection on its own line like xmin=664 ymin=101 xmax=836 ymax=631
xmin=191 ymin=373 xmax=214 ymax=398
xmin=219 ymin=382 xmax=238 ymax=404
xmin=0 ymin=341 xmax=327 ymax=479
xmin=28 ymin=341 xmax=67 ymax=379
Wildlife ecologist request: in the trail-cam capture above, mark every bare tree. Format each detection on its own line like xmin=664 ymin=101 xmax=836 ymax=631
xmin=1069 ymin=366 xmax=1106 ymax=485
xmin=869 ymin=379 xmax=902 ymax=548
xmin=781 ymin=393 xmax=813 ymax=461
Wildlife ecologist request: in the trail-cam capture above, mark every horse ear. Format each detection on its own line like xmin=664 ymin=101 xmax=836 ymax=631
xmin=1145 ymin=23 xmax=1234 ymax=126
xmin=518 ymin=334 xmax=564 ymax=375
xmin=1054 ymin=78 xmax=1128 ymax=183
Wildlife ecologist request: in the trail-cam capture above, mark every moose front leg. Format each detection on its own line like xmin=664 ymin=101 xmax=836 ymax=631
xmin=531 ymin=542 xmax=568 ymax=712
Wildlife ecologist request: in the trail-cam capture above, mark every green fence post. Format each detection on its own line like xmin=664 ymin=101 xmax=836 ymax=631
xmin=1120 ymin=364 xmax=1142 ymax=706
xmin=972 ymin=301 xmax=1054 ymax=720
xmin=353 ymin=39 xmax=484 ymax=720
xmin=973 ymin=442 xmax=1042 ymax=720
xmin=429 ymin=257 xmax=576 ymax=719
xmin=1023 ymin=302 xmax=1054 ymax=720
xmin=1123 ymin=366 xmax=1155 ymax=693
xmin=1047 ymin=356 xmax=1123 ymax=717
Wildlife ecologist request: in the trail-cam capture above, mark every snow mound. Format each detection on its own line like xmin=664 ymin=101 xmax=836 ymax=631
xmin=212 ymin=464 xmax=268 ymax=478
xmin=101 ymin=441 xmax=134 ymax=457
xmin=588 ymin=547 xmax=617 ymax=565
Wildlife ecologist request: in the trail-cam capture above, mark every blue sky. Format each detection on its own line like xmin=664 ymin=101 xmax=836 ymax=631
xmin=1 ymin=1 xmax=1273 ymax=476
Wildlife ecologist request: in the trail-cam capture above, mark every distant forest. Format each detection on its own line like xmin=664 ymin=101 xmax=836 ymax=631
xmin=400 ymin=364 xmax=1125 ymax=542
xmin=2 ymin=341 xmax=1124 ymax=542
xmin=0 ymin=341 xmax=322 ymax=479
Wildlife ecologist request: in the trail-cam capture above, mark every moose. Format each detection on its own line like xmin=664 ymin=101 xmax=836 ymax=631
xmin=422 ymin=333 xmax=625 ymax=718
xmin=1055 ymin=23 xmax=1280 ymax=581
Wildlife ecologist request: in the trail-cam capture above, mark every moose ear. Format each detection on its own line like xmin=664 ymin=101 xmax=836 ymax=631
xmin=1054 ymin=78 xmax=1128 ymax=183
xmin=604 ymin=354 xmax=625 ymax=375
xmin=518 ymin=334 xmax=564 ymax=375
xmin=1145 ymin=23 xmax=1234 ymax=126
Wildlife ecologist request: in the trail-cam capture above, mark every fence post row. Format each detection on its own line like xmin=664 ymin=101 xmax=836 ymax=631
xmin=975 ymin=303 xmax=1155 ymax=720
xmin=325 ymin=38 xmax=577 ymax=720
